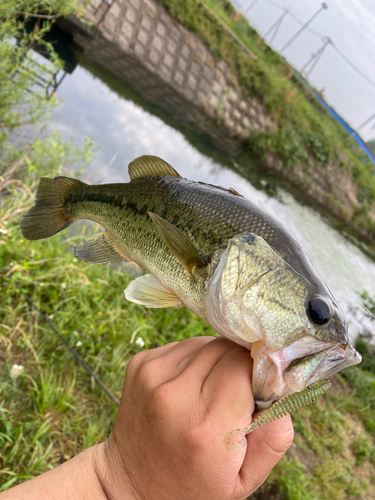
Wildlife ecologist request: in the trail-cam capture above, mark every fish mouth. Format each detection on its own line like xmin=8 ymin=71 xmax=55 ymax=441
xmin=251 ymin=336 xmax=362 ymax=410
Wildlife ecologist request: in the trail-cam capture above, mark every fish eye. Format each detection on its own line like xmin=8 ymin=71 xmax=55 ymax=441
xmin=307 ymin=298 xmax=331 ymax=326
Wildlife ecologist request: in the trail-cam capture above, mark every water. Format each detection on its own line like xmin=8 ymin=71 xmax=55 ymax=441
xmin=50 ymin=63 xmax=375 ymax=339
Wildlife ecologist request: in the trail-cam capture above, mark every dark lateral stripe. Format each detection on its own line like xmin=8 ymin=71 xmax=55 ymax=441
xmin=68 ymin=191 xmax=150 ymax=217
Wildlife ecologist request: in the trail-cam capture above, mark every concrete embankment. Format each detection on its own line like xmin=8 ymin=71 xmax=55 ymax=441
xmin=59 ymin=0 xmax=274 ymax=151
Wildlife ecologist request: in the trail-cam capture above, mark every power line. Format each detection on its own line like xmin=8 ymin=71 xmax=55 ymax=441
xmin=261 ymin=4 xmax=375 ymax=96
xmin=238 ymin=0 xmax=375 ymax=136
xmin=263 ymin=0 xmax=325 ymax=38
xmin=287 ymin=10 xmax=323 ymax=39
xmin=331 ymin=42 xmax=375 ymax=91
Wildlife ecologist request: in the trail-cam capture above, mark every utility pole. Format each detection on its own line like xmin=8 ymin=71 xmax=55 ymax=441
xmin=280 ymin=3 xmax=328 ymax=54
xmin=264 ymin=9 xmax=289 ymax=45
xmin=243 ymin=0 xmax=260 ymax=16
xmin=301 ymin=37 xmax=331 ymax=78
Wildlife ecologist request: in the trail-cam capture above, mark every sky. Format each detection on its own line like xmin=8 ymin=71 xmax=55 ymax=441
xmin=235 ymin=0 xmax=375 ymax=141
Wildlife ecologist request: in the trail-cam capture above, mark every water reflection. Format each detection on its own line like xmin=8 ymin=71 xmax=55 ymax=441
xmin=50 ymin=62 xmax=375 ymax=338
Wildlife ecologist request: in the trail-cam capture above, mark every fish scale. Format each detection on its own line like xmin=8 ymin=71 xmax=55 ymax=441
xmin=65 ymin=176 xmax=288 ymax=312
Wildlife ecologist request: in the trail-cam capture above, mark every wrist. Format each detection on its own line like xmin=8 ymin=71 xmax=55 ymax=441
xmin=0 ymin=444 xmax=110 ymax=500
xmin=93 ymin=438 xmax=141 ymax=500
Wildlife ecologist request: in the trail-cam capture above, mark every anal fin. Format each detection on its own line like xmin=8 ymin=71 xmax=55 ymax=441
xmin=125 ymin=274 xmax=181 ymax=308
xmin=74 ymin=231 xmax=128 ymax=264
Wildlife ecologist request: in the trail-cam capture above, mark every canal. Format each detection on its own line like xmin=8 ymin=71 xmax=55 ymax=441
xmin=49 ymin=59 xmax=375 ymax=339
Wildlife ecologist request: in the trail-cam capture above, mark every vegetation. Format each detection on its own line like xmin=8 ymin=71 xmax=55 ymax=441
xmin=80 ymin=58 xmax=375 ymax=258
xmin=0 ymin=0 xmax=88 ymax=145
xmin=2 ymin=1 xmax=375 ymax=499
xmin=159 ymin=0 xmax=375 ymax=240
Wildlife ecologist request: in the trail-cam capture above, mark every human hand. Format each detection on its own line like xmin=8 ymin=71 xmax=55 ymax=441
xmin=100 ymin=337 xmax=294 ymax=500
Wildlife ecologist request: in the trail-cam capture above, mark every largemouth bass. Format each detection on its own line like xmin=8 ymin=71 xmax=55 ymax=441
xmin=21 ymin=155 xmax=361 ymax=409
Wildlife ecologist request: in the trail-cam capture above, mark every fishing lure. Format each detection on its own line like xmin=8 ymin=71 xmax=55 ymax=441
xmin=226 ymin=379 xmax=331 ymax=450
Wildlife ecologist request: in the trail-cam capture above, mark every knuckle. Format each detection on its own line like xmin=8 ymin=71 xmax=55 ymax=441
xmin=127 ymin=350 xmax=147 ymax=374
xmin=146 ymin=382 xmax=181 ymax=425
xmin=149 ymin=380 xmax=176 ymax=412
xmin=136 ymin=357 xmax=159 ymax=387
xmin=183 ymin=412 xmax=214 ymax=451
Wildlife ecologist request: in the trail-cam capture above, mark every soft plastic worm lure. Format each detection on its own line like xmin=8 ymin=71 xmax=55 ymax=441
xmin=226 ymin=379 xmax=331 ymax=450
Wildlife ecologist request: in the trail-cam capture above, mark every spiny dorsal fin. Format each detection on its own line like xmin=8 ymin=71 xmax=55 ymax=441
xmin=124 ymin=274 xmax=181 ymax=308
xmin=148 ymin=212 xmax=206 ymax=274
xmin=229 ymin=187 xmax=243 ymax=197
xmin=74 ymin=230 xmax=129 ymax=264
xmin=128 ymin=155 xmax=181 ymax=181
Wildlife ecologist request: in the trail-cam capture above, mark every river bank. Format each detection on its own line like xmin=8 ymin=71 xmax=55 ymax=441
xmin=68 ymin=0 xmax=375 ymax=242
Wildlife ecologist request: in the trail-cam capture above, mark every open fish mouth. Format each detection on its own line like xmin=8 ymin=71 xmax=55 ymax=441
xmin=251 ymin=336 xmax=362 ymax=410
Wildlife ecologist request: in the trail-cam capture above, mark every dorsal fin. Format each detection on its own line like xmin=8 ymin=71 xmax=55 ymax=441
xmin=229 ymin=187 xmax=243 ymax=197
xmin=128 ymin=155 xmax=181 ymax=181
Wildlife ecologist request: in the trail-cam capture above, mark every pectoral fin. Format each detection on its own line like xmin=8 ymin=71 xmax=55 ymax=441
xmin=125 ymin=274 xmax=181 ymax=308
xmin=149 ymin=212 xmax=207 ymax=274
xmin=74 ymin=231 xmax=127 ymax=264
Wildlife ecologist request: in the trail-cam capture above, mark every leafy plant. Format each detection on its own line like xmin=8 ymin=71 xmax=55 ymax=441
xmin=0 ymin=0 xmax=86 ymax=146
xmin=352 ymin=435 xmax=373 ymax=467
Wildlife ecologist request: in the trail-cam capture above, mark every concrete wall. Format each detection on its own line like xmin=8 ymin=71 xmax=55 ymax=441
xmin=68 ymin=0 xmax=274 ymax=151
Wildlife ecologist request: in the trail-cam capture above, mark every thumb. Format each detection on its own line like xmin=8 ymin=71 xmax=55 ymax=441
xmin=237 ymin=415 xmax=294 ymax=496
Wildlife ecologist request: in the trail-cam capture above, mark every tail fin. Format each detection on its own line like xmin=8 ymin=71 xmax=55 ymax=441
xmin=21 ymin=176 xmax=84 ymax=240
